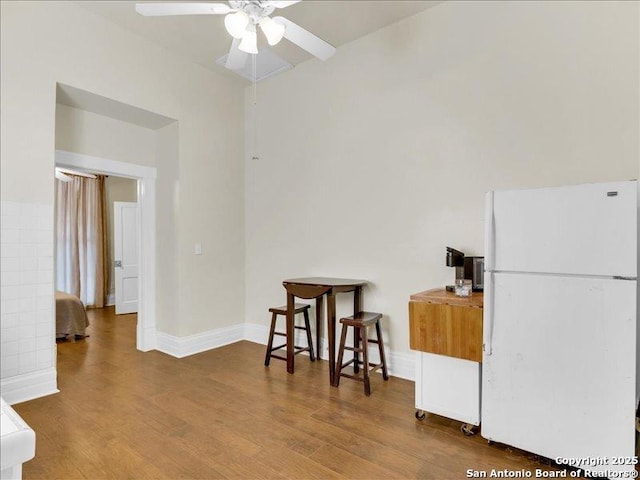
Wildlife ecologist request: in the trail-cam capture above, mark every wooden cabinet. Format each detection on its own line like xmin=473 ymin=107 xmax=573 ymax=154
xmin=409 ymin=290 xmax=483 ymax=362
xmin=409 ymin=288 xmax=483 ymax=427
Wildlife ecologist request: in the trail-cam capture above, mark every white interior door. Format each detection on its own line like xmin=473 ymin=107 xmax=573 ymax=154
xmin=114 ymin=201 xmax=139 ymax=314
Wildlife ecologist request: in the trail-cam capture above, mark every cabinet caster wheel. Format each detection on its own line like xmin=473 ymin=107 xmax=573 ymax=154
xmin=461 ymin=423 xmax=477 ymax=436
xmin=415 ymin=410 xmax=426 ymax=421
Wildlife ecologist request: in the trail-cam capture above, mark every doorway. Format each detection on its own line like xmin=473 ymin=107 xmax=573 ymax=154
xmin=55 ymin=149 xmax=157 ymax=351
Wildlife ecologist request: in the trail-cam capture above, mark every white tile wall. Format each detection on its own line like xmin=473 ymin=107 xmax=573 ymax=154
xmin=1 ymin=201 xmax=55 ymax=380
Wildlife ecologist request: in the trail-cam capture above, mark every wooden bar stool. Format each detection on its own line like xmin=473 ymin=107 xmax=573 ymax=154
xmin=334 ymin=312 xmax=389 ymax=396
xmin=264 ymin=303 xmax=315 ymax=366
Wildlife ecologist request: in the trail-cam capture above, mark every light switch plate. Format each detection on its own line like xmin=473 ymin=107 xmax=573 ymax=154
xmin=194 ymin=243 xmax=202 ymax=255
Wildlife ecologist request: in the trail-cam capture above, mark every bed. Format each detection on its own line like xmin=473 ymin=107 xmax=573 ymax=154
xmin=55 ymin=291 xmax=89 ymax=339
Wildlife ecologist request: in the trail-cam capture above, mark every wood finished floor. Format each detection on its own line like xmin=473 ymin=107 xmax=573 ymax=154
xmin=14 ymin=307 xmax=562 ymax=480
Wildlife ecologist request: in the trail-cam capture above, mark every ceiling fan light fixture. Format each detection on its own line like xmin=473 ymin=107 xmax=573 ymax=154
xmin=224 ymin=10 xmax=249 ymax=39
xmin=259 ymin=16 xmax=285 ymax=46
xmin=238 ymin=24 xmax=258 ymax=54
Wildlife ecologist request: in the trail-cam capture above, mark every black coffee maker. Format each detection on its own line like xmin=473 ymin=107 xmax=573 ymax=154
xmin=445 ymin=246 xmax=484 ymax=292
xmin=445 ymin=247 xmax=465 ymax=292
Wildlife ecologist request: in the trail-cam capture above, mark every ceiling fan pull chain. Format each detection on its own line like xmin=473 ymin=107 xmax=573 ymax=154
xmin=251 ymin=53 xmax=259 ymax=161
xmin=252 ymin=54 xmax=257 ymax=105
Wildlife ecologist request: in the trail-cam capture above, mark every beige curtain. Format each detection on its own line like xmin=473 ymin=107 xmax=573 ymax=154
xmin=56 ymin=175 xmax=108 ymax=308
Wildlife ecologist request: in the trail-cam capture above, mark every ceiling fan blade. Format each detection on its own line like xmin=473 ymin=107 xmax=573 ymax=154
xmin=268 ymin=1 xmax=301 ymax=8
xmin=135 ymin=3 xmax=231 ymax=16
xmin=272 ymin=16 xmax=335 ymax=61
xmin=225 ymin=38 xmax=249 ymax=70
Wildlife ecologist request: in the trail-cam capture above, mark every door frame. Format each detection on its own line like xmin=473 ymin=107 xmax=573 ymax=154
xmin=55 ymin=149 xmax=157 ymax=351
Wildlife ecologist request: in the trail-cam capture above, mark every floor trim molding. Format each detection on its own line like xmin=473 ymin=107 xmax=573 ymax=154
xmin=0 ymin=368 xmax=59 ymax=405
xmin=156 ymin=324 xmax=244 ymax=358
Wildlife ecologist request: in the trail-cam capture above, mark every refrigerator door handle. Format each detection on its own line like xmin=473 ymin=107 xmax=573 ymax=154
xmin=484 ymin=191 xmax=495 ymax=271
xmin=483 ymin=191 xmax=495 ymax=356
xmin=483 ymin=271 xmax=494 ymax=355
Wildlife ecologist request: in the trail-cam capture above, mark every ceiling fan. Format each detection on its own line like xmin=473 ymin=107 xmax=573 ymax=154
xmin=135 ymin=1 xmax=336 ymax=71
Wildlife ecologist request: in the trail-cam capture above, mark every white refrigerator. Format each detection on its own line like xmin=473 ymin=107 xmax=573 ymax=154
xmin=482 ymin=181 xmax=638 ymax=476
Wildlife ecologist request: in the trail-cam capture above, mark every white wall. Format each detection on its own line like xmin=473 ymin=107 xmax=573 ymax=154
xmin=55 ymin=104 xmax=157 ymax=168
xmin=155 ymin=122 xmax=180 ymax=334
xmin=244 ymin=0 xmax=639 ymax=357
xmin=0 ymin=200 xmax=56 ymax=398
xmin=1 ymin=1 xmax=245 ymax=400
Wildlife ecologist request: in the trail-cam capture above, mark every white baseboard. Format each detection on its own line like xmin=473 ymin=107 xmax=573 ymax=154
xmin=386 ymin=350 xmax=415 ymax=381
xmin=242 ymin=322 xmax=415 ymax=380
xmin=137 ymin=324 xmax=158 ymax=352
xmin=243 ymin=323 xmax=269 ymax=345
xmin=156 ymin=324 xmax=244 ymax=358
xmin=0 ymin=368 xmax=59 ymax=405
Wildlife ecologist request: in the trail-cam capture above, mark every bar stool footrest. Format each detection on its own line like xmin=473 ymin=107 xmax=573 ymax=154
xmin=339 ymin=372 xmax=365 ymax=382
xmin=343 ymin=346 xmax=364 ymax=353
xmin=270 ymin=344 xmax=312 ymax=353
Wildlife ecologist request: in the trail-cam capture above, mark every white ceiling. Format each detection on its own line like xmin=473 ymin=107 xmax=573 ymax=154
xmin=78 ymin=0 xmax=442 ymax=83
